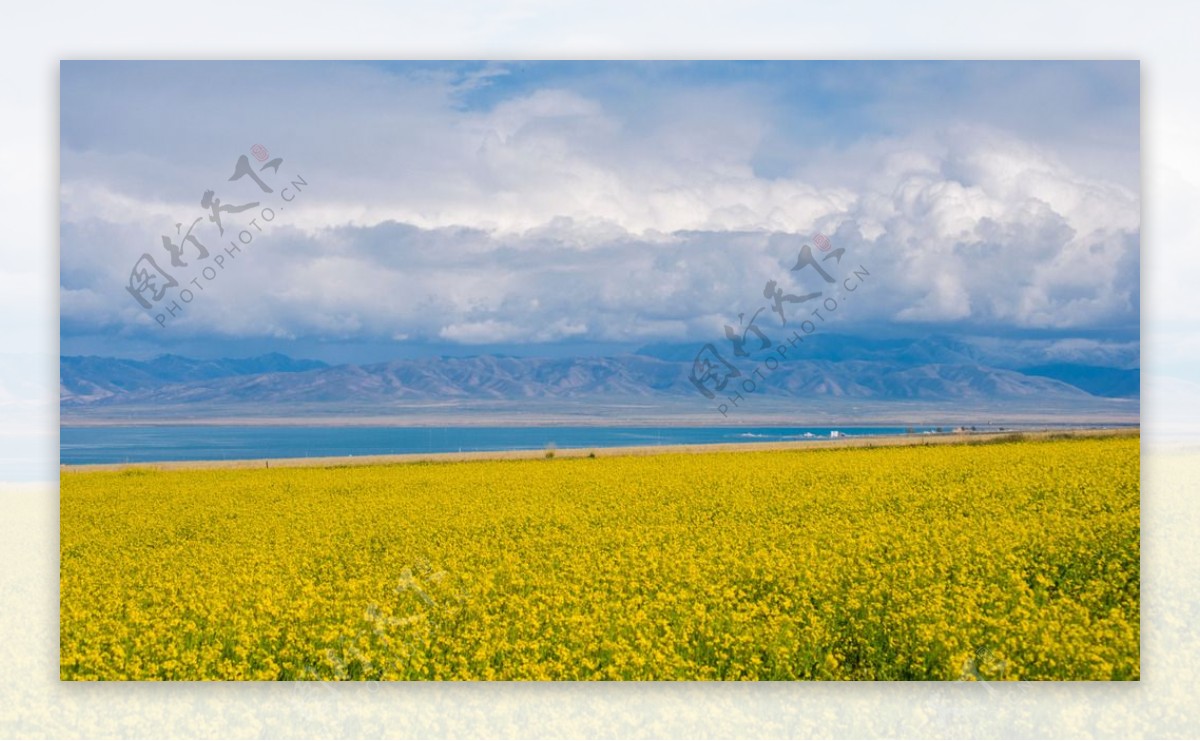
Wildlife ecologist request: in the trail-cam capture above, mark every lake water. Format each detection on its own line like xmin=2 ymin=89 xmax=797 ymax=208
xmin=59 ymin=425 xmax=941 ymax=465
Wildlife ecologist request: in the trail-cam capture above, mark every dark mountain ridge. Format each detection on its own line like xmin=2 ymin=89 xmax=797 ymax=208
xmin=60 ymin=336 xmax=1138 ymax=408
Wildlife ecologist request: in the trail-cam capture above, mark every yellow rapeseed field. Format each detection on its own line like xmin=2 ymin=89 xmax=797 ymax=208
xmin=60 ymin=434 xmax=1139 ymax=681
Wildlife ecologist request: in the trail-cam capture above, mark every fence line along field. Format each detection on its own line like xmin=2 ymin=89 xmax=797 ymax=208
xmin=60 ymin=434 xmax=1139 ymax=681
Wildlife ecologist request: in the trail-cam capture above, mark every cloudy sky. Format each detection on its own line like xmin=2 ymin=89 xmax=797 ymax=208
xmin=59 ymin=61 xmax=1140 ymax=363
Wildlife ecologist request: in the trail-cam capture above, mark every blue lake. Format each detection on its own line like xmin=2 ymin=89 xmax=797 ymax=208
xmin=59 ymin=425 xmax=944 ymax=465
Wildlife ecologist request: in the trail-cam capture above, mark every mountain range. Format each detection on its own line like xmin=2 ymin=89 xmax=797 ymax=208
xmin=60 ymin=336 xmax=1139 ymax=410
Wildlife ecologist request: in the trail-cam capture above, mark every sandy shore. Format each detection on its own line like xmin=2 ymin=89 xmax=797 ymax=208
xmin=60 ymin=427 xmax=1138 ymax=473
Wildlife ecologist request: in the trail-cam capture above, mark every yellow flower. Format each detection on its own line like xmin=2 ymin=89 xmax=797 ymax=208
xmin=60 ymin=435 xmax=1139 ymax=681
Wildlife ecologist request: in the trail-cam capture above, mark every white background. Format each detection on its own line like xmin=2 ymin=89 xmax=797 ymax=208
xmin=2 ymin=1 xmax=1198 ymax=737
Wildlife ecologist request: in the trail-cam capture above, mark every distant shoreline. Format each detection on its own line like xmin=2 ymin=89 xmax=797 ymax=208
xmin=60 ymin=426 xmax=1139 ymax=473
xmin=59 ymin=412 xmax=1140 ymax=428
